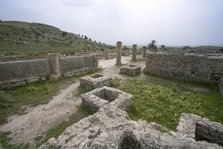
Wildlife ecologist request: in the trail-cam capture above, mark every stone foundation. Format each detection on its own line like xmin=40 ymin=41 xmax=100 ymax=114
xmin=195 ymin=120 xmax=223 ymax=147
xmin=176 ymin=113 xmax=223 ymax=147
xmin=40 ymin=109 xmax=223 ymax=149
xmin=40 ymin=87 xmax=223 ymax=149
xmin=120 ymin=64 xmax=141 ymax=76
xmin=80 ymin=73 xmax=112 ymax=90
xmin=81 ymin=86 xmax=133 ymax=111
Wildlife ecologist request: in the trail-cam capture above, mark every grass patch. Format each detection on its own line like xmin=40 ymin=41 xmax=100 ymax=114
xmin=0 ymin=132 xmax=29 ymax=149
xmin=0 ymin=68 xmax=101 ymax=148
xmin=0 ymin=68 xmax=101 ymax=125
xmin=35 ymin=104 xmax=94 ymax=147
xmin=119 ymin=78 xmax=223 ymax=130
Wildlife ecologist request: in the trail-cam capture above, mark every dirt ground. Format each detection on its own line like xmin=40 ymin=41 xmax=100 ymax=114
xmin=0 ymin=56 xmax=133 ymax=146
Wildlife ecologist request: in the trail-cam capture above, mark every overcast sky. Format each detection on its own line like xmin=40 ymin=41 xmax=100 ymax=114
xmin=0 ymin=0 xmax=223 ymax=46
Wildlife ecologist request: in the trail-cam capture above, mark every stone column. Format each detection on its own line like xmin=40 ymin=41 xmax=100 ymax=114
xmin=116 ymin=41 xmax=122 ymax=66
xmin=48 ymin=53 xmax=60 ymax=78
xmin=132 ymin=44 xmax=137 ymax=61
xmin=142 ymin=46 xmax=147 ymax=59
xmin=105 ymin=49 xmax=110 ymax=60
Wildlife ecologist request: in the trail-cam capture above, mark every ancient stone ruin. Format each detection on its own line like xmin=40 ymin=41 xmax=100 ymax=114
xmin=80 ymin=73 xmax=112 ymax=90
xmin=116 ymin=41 xmax=122 ymax=66
xmin=142 ymin=46 xmax=147 ymax=59
xmin=0 ymin=54 xmax=98 ymax=88
xmin=132 ymin=44 xmax=137 ymax=61
xmin=120 ymin=64 xmax=141 ymax=76
xmin=145 ymin=51 xmax=223 ymax=96
xmin=81 ymin=86 xmax=133 ymax=111
xmin=40 ymin=88 xmax=223 ymax=149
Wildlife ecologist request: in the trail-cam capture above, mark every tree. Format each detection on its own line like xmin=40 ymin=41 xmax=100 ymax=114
xmin=182 ymin=46 xmax=192 ymax=50
xmin=148 ymin=40 xmax=157 ymax=49
xmin=160 ymin=45 xmax=166 ymax=49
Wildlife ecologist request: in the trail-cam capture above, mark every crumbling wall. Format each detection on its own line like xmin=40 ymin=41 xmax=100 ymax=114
xmin=145 ymin=52 xmax=223 ymax=83
xmin=0 ymin=55 xmax=98 ymax=88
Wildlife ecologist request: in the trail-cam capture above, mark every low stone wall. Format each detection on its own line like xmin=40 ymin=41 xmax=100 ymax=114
xmin=59 ymin=55 xmax=98 ymax=77
xmin=0 ymin=59 xmax=49 ymax=87
xmin=0 ymin=54 xmax=98 ymax=88
xmin=146 ymin=52 xmax=223 ymax=83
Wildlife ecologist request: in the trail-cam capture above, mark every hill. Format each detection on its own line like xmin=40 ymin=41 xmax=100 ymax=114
xmin=0 ymin=21 xmax=114 ymax=56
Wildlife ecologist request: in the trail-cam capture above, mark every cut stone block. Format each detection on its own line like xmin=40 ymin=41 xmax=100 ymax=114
xmin=80 ymin=73 xmax=112 ymax=90
xmin=81 ymin=86 xmax=133 ymax=111
xmin=120 ymin=64 xmax=141 ymax=76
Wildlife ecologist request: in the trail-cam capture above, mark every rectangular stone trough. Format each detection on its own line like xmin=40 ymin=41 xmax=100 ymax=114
xmin=120 ymin=64 xmax=141 ymax=76
xmin=81 ymin=86 xmax=133 ymax=111
xmin=80 ymin=73 xmax=112 ymax=90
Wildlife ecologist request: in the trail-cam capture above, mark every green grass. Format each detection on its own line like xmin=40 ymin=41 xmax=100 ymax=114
xmin=0 ymin=68 xmax=101 ymax=148
xmin=119 ymin=77 xmax=223 ymax=130
xmin=0 ymin=132 xmax=29 ymax=149
xmin=0 ymin=21 xmax=115 ymax=56
xmin=0 ymin=68 xmax=101 ymax=125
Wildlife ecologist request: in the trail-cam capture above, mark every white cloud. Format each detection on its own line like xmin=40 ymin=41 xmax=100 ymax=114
xmin=0 ymin=0 xmax=223 ymax=46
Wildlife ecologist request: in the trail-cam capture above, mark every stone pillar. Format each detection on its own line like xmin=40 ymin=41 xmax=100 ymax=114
xmin=142 ymin=46 xmax=147 ymax=59
xmin=132 ymin=44 xmax=137 ymax=61
xmin=116 ymin=41 xmax=122 ymax=66
xmin=105 ymin=49 xmax=110 ymax=60
xmin=48 ymin=53 xmax=60 ymax=78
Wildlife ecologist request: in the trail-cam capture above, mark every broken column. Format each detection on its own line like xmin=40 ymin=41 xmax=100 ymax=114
xmin=105 ymin=49 xmax=110 ymax=60
xmin=116 ymin=41 xmax=122 ymax=66
xmin=48 ymin=53 xmax=60 ymax=78
xmin=132 ymin=44 xmax=137 ymax=61
xmin=142 ymin=46 xmax=147 ymax=59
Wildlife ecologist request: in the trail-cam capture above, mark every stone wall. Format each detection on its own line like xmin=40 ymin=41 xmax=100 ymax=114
xmin=0 ymin=55 xmax=98 ymax=88
xmin=0 ymin=59 xmax=49 ymax=87
xmin=59 ymin=55 xmax=98 ymax=77
xmin=146 ymin=52 xmax=223 ymax=83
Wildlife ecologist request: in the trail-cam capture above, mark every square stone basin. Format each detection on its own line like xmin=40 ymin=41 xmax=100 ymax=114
xmin=80 ymin=73 xmax=112 ymax=90
xmin=120 ymin=64 xmax=141 ymax=76
xmin=81 ymin=86 xmax=133 ymax=111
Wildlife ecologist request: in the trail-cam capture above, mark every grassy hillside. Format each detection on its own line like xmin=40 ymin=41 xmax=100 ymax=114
xmin=0 ymin=21 xmax=114 ymax=56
